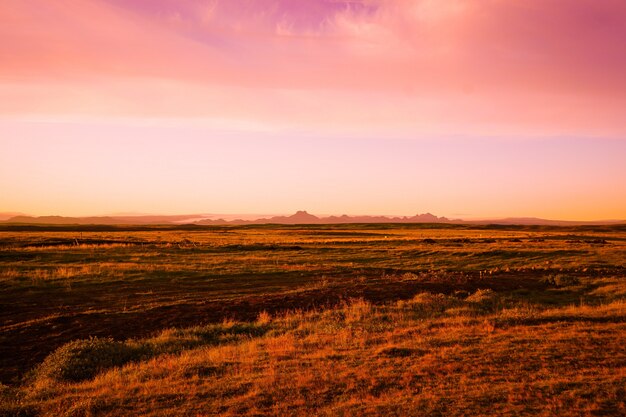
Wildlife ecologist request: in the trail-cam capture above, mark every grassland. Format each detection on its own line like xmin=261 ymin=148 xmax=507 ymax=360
xmin=1 ymin=224 xmax=625 ymax=416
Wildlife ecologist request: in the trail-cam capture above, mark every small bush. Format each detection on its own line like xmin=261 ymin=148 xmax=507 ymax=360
xmin=34 ymin=337 xmax=139 ymax=383
xmin=344 ymin=299 xmax=373 ymax=323
xmin=400 ymin=272 xmax=419 ymax=281
xmin=466 ymin=289 xmax=498 ymax=304
xmin=257 ymin=311 xmax=272 ymax=324
xmin=554 ymin=274 xmax=580 ymax=286
xmin=542 ymin=274 xmax=580 ymax=287
xmin=377 ymin=347 xmax=415 ymax=358
xmin=408 ymin=293 xmax=458 ymax=316
xmin=465 ymin=289 xmax=500 ymax=312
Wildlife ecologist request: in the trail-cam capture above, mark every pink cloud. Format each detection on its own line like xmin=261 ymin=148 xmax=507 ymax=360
xmin=1 ymin=0 xmax=625 ymax=136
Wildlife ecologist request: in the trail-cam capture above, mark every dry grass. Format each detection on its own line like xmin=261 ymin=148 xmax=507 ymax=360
xmin=6 ymin=294 xmax=624 ymax=416
xmin=1 ymin=224 xmax=625 ymax=415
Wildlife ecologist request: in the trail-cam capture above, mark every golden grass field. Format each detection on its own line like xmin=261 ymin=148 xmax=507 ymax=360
xmin=0 ymin=224 xmax=625 ymax=416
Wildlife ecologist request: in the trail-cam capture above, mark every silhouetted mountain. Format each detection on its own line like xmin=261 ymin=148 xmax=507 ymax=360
xmin=5 ymin=216 xmax=120 ymax=225
xmin=260 ymin=210 xmax=321 ymax=224
xmin=405 ymin=213 xmax=442 ymax=222
xmin=2 ymin=214 xmax=204 ymax=225
xmin=194 ymin=211 xmax=451 ymax=225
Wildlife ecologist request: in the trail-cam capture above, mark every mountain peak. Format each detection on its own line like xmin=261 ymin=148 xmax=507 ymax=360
xmin=289 ymin=210 xmax=319 ymax=220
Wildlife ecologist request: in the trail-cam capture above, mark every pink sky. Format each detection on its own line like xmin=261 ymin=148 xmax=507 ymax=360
xmin=1 ymin=0 xmax=625 ymax=220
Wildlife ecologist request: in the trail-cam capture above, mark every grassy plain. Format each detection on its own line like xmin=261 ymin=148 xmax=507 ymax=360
xmin=0 ymin=224 xmax=625 ymax=416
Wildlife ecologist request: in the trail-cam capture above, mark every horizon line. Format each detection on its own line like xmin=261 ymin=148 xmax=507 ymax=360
xmin=1 ymin=211 xmax=624 ymax=225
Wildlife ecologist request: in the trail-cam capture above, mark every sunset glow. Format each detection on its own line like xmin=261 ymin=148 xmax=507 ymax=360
xmin=2 ymin=0 xmax=625 ymax=220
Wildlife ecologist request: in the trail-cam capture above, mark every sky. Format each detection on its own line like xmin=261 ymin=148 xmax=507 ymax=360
xmin=1 ymin=0 xmax=625 ymax=220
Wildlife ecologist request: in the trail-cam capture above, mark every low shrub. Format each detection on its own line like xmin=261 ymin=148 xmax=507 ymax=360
xmin=377 ymin=346 xmax=415 ymax=358
xmin=34 ymin=337 xmax=140 ymax=383
xmin=542 ymin=274 xmax=580 ymax=287
xmin=465 ymin=289 xmax=500 ymax=312
xmin=466 ymin=289 xmax=498 ymax=304
xmin=407 ymin=293 xmax=459 ymax=316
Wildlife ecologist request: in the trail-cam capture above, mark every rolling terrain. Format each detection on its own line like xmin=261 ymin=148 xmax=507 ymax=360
xmin=0 ymin=224 xmax=625 ymax=416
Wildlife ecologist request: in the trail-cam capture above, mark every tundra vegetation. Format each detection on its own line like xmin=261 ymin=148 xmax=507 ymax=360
xmin=0 ymin=224 xmax=625 ymax=416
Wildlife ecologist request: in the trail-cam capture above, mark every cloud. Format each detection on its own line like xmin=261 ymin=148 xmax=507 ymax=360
xmin=1 ymin=0 xmax=625 ymax=136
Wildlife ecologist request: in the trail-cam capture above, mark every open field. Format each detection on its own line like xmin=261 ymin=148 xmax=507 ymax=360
xmin=1 ymin=224 xmax=625 ymax=416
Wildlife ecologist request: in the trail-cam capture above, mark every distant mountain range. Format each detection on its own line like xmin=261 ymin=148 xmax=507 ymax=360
xmin=194 ymin=211 xmax=450 ymax=225
xmin=460 ymin=217 xmax=626 ymax=226
xmin=1 ymin=211 xmax=624 ymax=226
xmin=0 ymin=214 xmax=200 ymax=225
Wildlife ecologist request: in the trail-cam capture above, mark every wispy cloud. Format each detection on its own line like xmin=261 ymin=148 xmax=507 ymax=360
xmin=2 ymin=0 xmax=625 ymax=136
